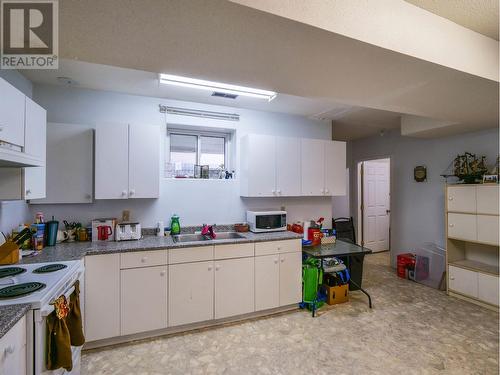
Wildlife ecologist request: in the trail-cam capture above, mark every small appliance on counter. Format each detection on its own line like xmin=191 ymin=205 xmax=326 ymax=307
xmin=91 ymin=218 xmax=117 ymax=242
xmin=246 ymin=210 xmax=287 ymax=233
xmin=115 ymin=222 xmax=142 ymax=241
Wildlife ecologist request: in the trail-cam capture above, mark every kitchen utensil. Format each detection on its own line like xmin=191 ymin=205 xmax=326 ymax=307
xmin=45 ymin=218 xmax=59 ymax=247
xmin=57 ymin=230 xmax=69 ymax=243
xmin=66 ymin=229 xmax=77 ymax=242
xmin=97 ymin=226 xmax=112 ymax=241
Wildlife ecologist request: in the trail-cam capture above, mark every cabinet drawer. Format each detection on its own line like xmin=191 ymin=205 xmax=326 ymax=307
xmin=255 ymin=239 xmax=301 ymax=256
xmin=447 ymin=213 xmax=476 ymax=241
xmin=447 ymin=186 xmax=476 ymax=213
xmin=120 ymin=250 xmax=168 ymax=269
xmin=449 ymin=266 xmax=478 ymax=298
xmin=214 ymin=243 xmax=254 ymax=260
xmin=476 ymin=185 xmax=499 ymax=215
xmin=169 ymin=245 xmax=213 ymax=264
xmin=477 ymin=215 xmax=499 ymax=246
xmin=478 ymin=273 xmax=499 ymax=306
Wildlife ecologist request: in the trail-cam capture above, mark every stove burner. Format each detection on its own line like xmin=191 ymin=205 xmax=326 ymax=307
xmin=0 ymin=282 xmax=46 ymax=299
xmin=33 ymin=264 xmax=68 ymax=274
xmin=0 ymin=267 xmax=26 ymax=279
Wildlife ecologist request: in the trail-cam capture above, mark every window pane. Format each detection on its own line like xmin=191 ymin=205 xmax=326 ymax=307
xmin=200 ymin=136 xmax=225 ymax=178
xmin=170 ymin=134 xmax=197 ymax=177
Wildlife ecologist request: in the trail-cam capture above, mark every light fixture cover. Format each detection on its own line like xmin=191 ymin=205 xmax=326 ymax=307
xmin=159 ymin=73 xmax=277 ymax=101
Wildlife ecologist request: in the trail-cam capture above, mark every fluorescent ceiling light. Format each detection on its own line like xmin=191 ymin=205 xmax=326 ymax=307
xmin=159 ymin=73 xmax=277 ymax=101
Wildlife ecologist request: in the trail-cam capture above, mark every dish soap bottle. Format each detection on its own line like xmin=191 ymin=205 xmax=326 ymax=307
xmin=170 ymin=214 xmax=181 ymax=235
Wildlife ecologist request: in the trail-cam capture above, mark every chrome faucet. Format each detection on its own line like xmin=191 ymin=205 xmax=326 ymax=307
xmin=201 ymin=224 xmax=217 ymax=239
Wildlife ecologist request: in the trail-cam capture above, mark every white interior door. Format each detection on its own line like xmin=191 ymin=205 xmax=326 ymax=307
xmin=362 ymin=159 xmax=390 ymax=252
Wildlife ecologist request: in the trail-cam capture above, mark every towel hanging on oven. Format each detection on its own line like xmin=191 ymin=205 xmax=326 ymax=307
xmin=66 ymin=280 xmax=85 ymax=346
xmin=46 ymin=296 xmax=73 ymax=371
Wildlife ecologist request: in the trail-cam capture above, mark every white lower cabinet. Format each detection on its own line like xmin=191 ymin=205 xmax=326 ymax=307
xmin=279 ymin=252 xmax=302 ymax=306
xmin=85 ymin=254 xmax=120 ymax=342
xmin=478 ymin=273 xmax=500 ymax=306
xmin=0 ymin=315 xmax=26 ymax=375
xmin=448 ymin=213 xmax=476 ymax=241
xmin=255 ymin=255 xmax=280 ymax=311
xmin=169 ymin=261 xmax=214 ymax=326
xmin=448 ymin=266 xmax=478 ymax=298
xmin=121 ymin=266 xmax=168 ymax=335
xmin=477 ymin=215 xmax=499 ymax=246
xmin=215 ymin=257 xmax=255 ymax=319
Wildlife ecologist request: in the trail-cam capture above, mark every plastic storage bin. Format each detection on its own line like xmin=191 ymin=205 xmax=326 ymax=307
xmin=413 ymin=243 xmax=446 ymax=289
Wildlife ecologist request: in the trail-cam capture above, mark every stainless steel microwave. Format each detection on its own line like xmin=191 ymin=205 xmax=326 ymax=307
xmin=246 ymin=210 xmax=287 ymax=233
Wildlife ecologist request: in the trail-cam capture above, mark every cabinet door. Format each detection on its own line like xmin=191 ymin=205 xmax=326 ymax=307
xmin=324 ymin=141 xmax=346 ymax=196
xmin=121 ymin=266 xmax=167 ymax=335
xmin=255 ymin=255 xmax=280 ymax=311
xmin=84 ymin=254 xmax=120 ymax=341
xmin=477 ymin=215 xmax=499 ymax=246
xmin=128 ymin=124 xmax=160 ymax=198
xmin=447 ymin=186 xmax=476 ymax=213
xmin=447 ymin=213 xmax=477 ymax=241
xmin=476 ymin=185 xmax=499 ymax=215
xmin=478 ymin=273 xmax=499 ymax=306
xmin=301 ymin=138 xmax=324 ymax=196
xmin=215 ymin=257 xmax=254 ymax=319
xmin=31 ymin=123 xmax=94 ymax=204
xmin=243 ymin=134 xmax=276 ymax=197
xmin=448 ymin=266 xmax=478 ymax=298
xmin=0 ymin=315 xmax=26 ymax=375
xmin=169 ymin=261 xmax=214 ymax=326
xmin=0 ymin=78 xmax=25 ymax=147
xmin=95 ymin=123 xmax=129 ymax=199
xmin=279 ymin=252 xmax=302 ymax=306
xmin=275 ymin=137 xmax=300 ymax=196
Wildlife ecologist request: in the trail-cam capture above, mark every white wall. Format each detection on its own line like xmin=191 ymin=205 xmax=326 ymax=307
xmin=348 ymin=128 xmax=499 ymax=266
xmin=29 ymin=84 xmax=333 ymax=228
xmin=0 ymin=70 xmax=32 ymax=234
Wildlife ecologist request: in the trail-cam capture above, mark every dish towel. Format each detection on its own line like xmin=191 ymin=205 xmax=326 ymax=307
xmin=66 ymin=280 xmax=85 ymax=346
xmin=46 ymin=296 xmax=72 ymax=371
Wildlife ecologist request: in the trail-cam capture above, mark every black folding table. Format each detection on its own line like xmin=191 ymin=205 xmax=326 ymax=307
xmin=302 ymin=240 xmax=373 ymax=309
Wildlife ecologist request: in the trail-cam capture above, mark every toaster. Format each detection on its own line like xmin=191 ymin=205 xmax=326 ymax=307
xmin=115 ymin=222 xmax=142 ymax=241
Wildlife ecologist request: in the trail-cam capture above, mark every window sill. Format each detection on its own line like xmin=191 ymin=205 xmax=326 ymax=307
xmin=164 ymin=178 xmax=237 ymax=181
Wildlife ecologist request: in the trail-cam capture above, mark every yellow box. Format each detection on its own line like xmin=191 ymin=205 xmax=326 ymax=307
xmin=324 ymin=284 xmax=349 ymax=305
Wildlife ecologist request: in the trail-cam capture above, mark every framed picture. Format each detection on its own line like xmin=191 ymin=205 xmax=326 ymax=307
xmin=483 ymin=175 xmax=498 ymax=184
xmin=414 ymin=165 xmax=427 ymax=182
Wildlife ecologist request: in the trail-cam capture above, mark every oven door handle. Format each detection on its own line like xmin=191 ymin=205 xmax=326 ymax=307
xmin=40 ymin=285 xmax=76 ymax=317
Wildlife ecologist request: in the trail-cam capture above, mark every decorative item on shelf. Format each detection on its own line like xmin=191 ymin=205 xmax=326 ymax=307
xmin=200 ymin=165 xmax=209 ymax=179
xmin=441 ymin=153 xmax=489 ymax=184
xmin=483 ymin=175 xmax=498 ymax=184
xmin=414 ymin=165 xmax=427 ymax=182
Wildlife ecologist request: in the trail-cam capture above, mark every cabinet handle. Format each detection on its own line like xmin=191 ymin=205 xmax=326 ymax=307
xmin=448 ymin=197 xmax=453 ymax=200
xmin=274 ymin=258 xmax=278 ymax=264
xmin=160 ymin=270 xmax=166 ymax=276
xmin=325 ymin=189 xmax=329 ymax=194
xmin=272 ymin=190 xmax=276 ymax=195
xmin=208 ymin=265 xmax=213 ymax=271
xmin=280 ymin=258 xmax=285 ymax=263
xmin=141 ymin=257 xmax=148 ymax=263
xmin=215 ymin=265 xmax=221 ymax=271
xmin=449 ymin=224 xmax=454 ymax=227
xmin=320 ymin=189 xmax=324 ymax=194
xmin=277 ymin=246 xmax=281 ymax=250
xmin=121 ymin=190 xmax=127 ymax=197
xmin=450 ymin=276 xmax=455 ymax=280
xmin=129 ymin=189 xmax=135 ymax=196
xmin=277 ymin=189 xmax=281 ymax=195
xmin=85 ymin=194 xmax=92 ymax=199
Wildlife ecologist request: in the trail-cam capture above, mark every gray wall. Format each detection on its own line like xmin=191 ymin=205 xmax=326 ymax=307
xmin=0 ymin=71 xmax=32 ymax=234
xmin=29 ymin=84 xmax=334 ymax=228
xmin=348 ymin=127 xmax=499 ymax=266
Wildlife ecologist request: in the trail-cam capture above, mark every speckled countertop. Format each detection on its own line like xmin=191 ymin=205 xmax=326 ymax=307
xmin=0 ymin=304 xmax=31 ymax=339
xmin=19 ymin=231 xmax=302 ymax=264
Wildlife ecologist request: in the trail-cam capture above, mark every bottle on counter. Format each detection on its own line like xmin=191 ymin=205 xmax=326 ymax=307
xmin=170 ymin=215 xmax=181 ymax=235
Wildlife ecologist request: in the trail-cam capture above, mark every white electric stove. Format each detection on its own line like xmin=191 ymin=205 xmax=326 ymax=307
xmin=0 ymin=260 xmax=85 ymax=375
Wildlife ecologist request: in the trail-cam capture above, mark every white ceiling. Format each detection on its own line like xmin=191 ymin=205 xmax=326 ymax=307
xmin=404 ymin=0 xmax=499 ymax=40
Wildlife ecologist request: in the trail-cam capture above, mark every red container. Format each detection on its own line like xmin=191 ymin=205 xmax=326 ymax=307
xmin=397 ymin=253 xmax=416 ymax=279
xmin=308 ymin=228 xmax=322 ymax=246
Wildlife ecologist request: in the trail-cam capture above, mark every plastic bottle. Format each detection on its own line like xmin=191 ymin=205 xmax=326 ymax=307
xmin=170 ymin=215 xmax=181 ymax=235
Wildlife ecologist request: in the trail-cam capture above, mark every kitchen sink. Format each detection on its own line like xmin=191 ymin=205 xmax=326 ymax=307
xmin=172 ymin=232 xmax=245 ymax=243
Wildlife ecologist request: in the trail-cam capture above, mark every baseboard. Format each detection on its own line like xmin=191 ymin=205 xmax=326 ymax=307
xmin=448 ymin=291 xmax=499 ymax=312
xmin=83 ymin=304 xmax=299 ymax=351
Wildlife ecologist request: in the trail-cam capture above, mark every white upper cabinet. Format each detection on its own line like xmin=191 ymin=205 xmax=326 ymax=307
xmin=447 ymin=186 xmax=476 ymax=213
xmin=95 ymin=123 xmax=160 ymax=200
xmin=325 ymin=140 xmax=346 ymax=196
xmin=129 ymin=124 xmax=160 ymax=198
xmin=240 ymin=134 xmax=276 ymax=197
xmin=0 ymin=78 xmax=25 ymax=147
xmin=276 ymin=136 xmax=301 ymax=196
xmin=31 ymin=123 xmax=93 ymax=204
xmin=301 ymin=139 xmax=346 ymax=196
xmin=476 ymin=185 xmax=499 ymax=215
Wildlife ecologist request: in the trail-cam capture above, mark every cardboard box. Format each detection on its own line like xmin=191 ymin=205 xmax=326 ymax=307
xmin=323 ymin=284 xmax=349 ymax=305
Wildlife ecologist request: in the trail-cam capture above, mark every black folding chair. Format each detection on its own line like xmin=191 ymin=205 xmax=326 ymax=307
xmin=332 ymin=217 xmax=356 ymax=244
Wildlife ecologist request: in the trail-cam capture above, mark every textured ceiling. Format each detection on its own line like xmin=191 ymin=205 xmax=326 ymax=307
xmin=404 ymin=0 xmax=499 ymax=40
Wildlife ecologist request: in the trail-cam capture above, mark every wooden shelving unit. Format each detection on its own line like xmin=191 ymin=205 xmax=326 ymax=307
xmin=446 ymin=184 xmax=499 ymax=311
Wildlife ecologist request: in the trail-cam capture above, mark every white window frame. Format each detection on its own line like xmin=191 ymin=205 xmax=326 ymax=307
xmin=166 ymin=128 xmax=232 ymax=178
